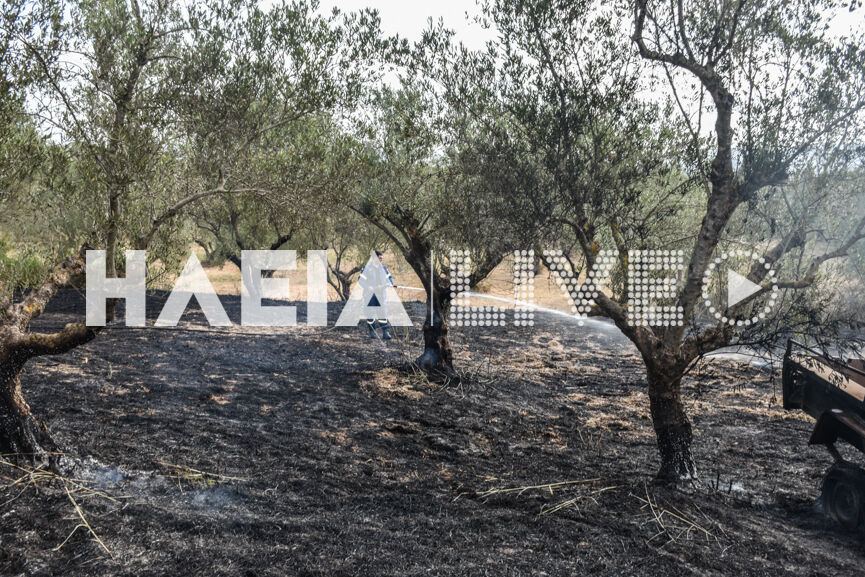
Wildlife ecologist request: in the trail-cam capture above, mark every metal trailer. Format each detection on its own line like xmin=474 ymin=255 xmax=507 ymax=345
xmin=782 ymin=339 xmax=865 ymax=530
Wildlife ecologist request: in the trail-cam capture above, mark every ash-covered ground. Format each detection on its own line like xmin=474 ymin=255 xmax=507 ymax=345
xmin=1 ymin=289 xmax=863 ymax=576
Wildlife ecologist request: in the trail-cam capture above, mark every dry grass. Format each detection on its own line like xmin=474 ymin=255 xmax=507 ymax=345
xmin=541 ymin=485 xmax=621 ymax=515
xmin=154 ymin=461 xmax=248 ymax=490
xmin=361 ymin=368 xmax=425 ymax=400
xmin=0 ymin=457 xmax=124 ymax=558
xmin=462 ymin=477 xmax=622 ymax=517
xmin=632 ymin=484 xmax=728 ymax=551
xmin=56 ymin=484 xmax=113 ymax=557
xmin=464 ymin=478 xmax=600 ymax=501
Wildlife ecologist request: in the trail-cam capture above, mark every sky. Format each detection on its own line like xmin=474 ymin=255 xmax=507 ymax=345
xmin=314 ymin=1 xmax=864 ymax=47
xmin=316 ymin=0 xmax=496 ymax=50
xmin=311 ymin=1 xmax=864 ymax=139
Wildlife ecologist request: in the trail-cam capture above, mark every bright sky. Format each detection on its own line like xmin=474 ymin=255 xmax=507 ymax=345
xmin=827 ymin=8 xmax=865 ymax=38
xmin=316 ymin=0 xmax=495 ymax=50
xmin=315 ymin=1 xmax=863 ymax=47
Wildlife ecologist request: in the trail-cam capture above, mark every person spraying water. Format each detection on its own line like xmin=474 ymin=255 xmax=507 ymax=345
xmin=361 ymin=251 xmax=395 ymax=340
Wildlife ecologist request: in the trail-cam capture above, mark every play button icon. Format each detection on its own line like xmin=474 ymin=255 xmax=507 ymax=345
xmin=700 ymin=250 xmax=780 ymax=327
xmin=727 ymin=269 xmax=762 ymax=307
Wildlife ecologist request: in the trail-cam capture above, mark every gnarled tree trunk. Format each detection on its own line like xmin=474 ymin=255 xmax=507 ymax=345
xmin=646 ymin=366 xmax=696 ymax=482
xmin=0 ymin=355 xmax=57 ymax=459
xmin=0 ymin=248 xmax=99 ymax=463
xmin=327 ymin=264 xmax=361 ymax=302
xmin=418 ymin=296 xmax=455 ymax=375
xmin=352 ymin=203 xmax=504 ymax=378
xmin=401 ymin=239 xmax=458 ymax=377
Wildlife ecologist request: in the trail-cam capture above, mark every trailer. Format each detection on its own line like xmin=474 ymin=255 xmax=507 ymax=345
xmin=782 ymin=339 xmax=865 ymax=530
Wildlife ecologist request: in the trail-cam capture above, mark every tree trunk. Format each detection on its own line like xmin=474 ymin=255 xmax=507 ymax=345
xmin=195 ymin=239 xmax=215 ymax=265
xmin=0 ymin=358 xmax=56 ymax=461
xmin=0 ymin=250 xmax=94 ymax=464
xmin=105 ymin=193 xmax=121 ymax=279
xmin=417 ymin=296 xmax=455 ymax=376
xmin=333 ymin=272 xmax=352 ymax=301
xmin=328 ymin=264 xmax=360 ymax=302
xmin=646 ymin=367 xmax=696 ymax=482
xmin=338 ymin=276 xmax=351 ymax=301
xmin=227 ymin=252 xmax=273 ymax=277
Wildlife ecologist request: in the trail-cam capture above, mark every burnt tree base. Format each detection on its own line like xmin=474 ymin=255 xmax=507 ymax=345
xmin=653 ymin=420 xmax=696 ymax=482
xmin=648 ymin=371 xmax=697 ymax=483
xmin=0 ymin=369 xmax=59 ymax=464
xmin=416 ymin=316 xmax=457 ymax=380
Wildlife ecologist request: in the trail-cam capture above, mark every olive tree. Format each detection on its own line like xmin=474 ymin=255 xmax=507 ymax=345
xmin=626 ymin=0 xmax=865 ymax=480
xmin=350 ymin=86 xmax=519 ymax=374
xmin=427 ymin=0 xmax=865 ymax=481
xmin=0 ymin=0 xmax=382 ymax=459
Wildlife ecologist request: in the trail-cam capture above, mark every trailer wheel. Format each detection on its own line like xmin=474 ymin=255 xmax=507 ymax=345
xmin=821 ymin=464 xmax=865 ymax=531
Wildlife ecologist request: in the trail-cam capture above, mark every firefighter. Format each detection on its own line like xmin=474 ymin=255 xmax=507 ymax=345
xmin=362 ymin=251 xmax=394 ymax=340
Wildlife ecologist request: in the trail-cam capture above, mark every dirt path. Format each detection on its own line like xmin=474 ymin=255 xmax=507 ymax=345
xmin=1 ymin=290 xmax=863 ymax=576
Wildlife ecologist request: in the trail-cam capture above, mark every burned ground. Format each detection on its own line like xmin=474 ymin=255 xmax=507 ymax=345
xmin=1 ymin=289 xmax=863 ymax=576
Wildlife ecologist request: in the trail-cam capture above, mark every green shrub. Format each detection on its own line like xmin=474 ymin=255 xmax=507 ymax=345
xmin=0 ymin=239 xmax=48 ymax=290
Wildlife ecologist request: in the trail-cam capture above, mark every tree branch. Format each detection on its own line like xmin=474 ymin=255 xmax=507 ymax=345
xmin=11 ymin=322 xmax=100 ymax=360
xmin=773 ymin=214 xmax=865 ymax=289
xmin=136 ymin=186 xmax=272 ymax=249
xmin=6 ymin=247 xmax=88 ymax=332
